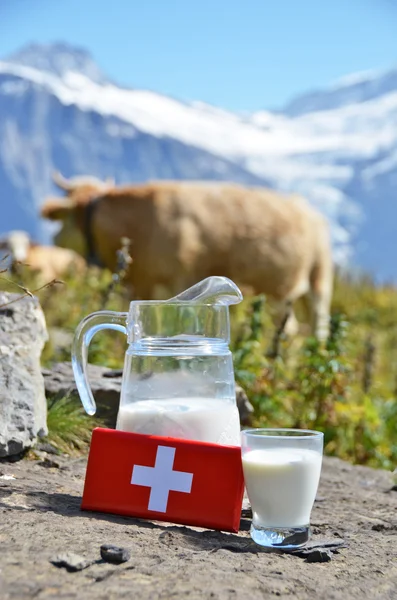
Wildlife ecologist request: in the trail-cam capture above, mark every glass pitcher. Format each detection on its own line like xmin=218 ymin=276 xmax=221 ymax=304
xmin=72 ymin=277 xmax=243 ymax=446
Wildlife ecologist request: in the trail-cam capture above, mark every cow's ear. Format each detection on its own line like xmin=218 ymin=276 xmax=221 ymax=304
xmin=41 ymin=198 xmax=74 ymax=221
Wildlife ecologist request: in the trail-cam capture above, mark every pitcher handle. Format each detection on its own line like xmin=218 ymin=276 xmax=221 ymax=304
xmin=71 ymin=311 xmax=128 ymax=415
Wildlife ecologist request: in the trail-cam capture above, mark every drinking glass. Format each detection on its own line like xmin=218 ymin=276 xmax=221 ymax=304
xmin=241 ymin=428 xmax=323 ymax=549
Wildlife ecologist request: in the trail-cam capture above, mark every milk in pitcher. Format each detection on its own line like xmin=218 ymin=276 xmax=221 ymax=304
xmin=117 ymin=397 xmax=241 ymax=446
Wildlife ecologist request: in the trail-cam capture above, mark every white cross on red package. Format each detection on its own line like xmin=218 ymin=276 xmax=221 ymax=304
xmin=81 ymin=428 xmax=245 ymax=532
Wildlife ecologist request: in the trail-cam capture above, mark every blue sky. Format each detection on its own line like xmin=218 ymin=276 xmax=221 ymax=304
xmin=0 ymin=0 xmax=396 ymax=111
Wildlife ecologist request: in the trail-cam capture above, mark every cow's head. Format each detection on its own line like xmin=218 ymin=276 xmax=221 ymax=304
xmin=52 ymin=171 xmax=114 ymax=197
xmin=41 ymin=171 xmax=114 ymax=257
xmin=0 ymin=230 xmax=31 ymax=262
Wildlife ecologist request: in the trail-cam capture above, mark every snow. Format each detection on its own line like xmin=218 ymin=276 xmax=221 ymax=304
xmin=1 ymin=59 xmax=397 ymax=167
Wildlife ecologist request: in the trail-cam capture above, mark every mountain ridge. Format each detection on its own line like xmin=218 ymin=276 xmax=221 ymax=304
xmin=284 ymin=65 xmax=397 ymax=116
xmin=5 ymin=42 xmax=111 ymax=86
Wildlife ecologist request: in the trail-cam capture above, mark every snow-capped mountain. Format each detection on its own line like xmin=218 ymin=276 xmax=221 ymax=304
xmin=1 ymin=43 xmax=396 ymax=281
xmin=5 ymin=43 xmax=110 ymax=85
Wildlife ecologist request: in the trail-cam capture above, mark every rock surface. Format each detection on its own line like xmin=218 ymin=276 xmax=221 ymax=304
xmin=42 ymin=362 xmax=122 ymax=425
xmin=43 ymin=362 xmax=254 ymax=426
xmin=0 ymin=293 xmax=48 ymax=457
xmin=0 ymin=454 xmax=396 ymax=598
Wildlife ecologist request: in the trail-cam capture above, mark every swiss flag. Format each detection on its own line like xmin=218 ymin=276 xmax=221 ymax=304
xmin=81 ymin=428 xmax=244 ymax=533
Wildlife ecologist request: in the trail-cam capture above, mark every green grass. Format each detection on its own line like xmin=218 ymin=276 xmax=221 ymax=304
xmin=45 ymin=395 xmax=103 ymax=455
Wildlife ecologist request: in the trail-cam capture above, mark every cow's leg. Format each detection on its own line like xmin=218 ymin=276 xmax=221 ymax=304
xmin=309 ymin=257 xmax=333 ymax=342
xmin=274 ymin=300 xmax=299 ymax=337
xmin=273 ymin=272 xmax=312 ymax=337
xmin=310 ymin=288 xmax=332 ymax=341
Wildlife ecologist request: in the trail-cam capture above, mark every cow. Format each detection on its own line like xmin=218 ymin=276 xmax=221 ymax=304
xmin=0 ymin=230 xmax=87 ymax=285
xmin=41 ymin=174 xmax=334 ymax=340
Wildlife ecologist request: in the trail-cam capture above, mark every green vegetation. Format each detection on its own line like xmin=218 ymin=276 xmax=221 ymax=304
xmin=46 ymin=394 xmax=102 ymax=455
xmin=1 ymin=263 xmax=397 ymax=469
xmin=232 ymin=290 xmax=397 ymax=470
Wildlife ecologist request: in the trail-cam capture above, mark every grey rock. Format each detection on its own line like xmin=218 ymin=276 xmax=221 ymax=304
xmin=295 ymin=538 xmax=346 ymax=551
xmin=287 ymin=538 xmax=345 ymax=560
xmin=36 ymin=442 xmax=60 ymax=455
xmin=43 ymin=362 xmax=254 ymax=428
xmin=0 ymin=293 xmax=48 ymax=458
xmin=236 ymin=385 xmax=254 ymax=425
xmin=50 ymin=552 xmax=94 ymax=572
xmin=43 ymin=362 xmax=122 ymax=426
xmin=100 ymin=544 xmax=131 ymax=564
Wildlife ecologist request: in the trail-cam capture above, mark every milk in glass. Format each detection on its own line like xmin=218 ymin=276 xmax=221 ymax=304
xmin=242 ymin=448 xmax=322 ymax=527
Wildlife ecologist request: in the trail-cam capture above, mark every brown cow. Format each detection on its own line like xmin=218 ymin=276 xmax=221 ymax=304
xmin=41 ymin=174 xmax=333 ymax=339
xmin=0 ymin=230 xmax=86 ymax=285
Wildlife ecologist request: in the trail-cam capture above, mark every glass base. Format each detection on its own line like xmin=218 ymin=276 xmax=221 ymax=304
xmin=250 ymin=523 xmax=310 ymax=549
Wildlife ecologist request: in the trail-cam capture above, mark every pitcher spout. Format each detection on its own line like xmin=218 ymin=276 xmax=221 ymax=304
xmin=169 ymin=276 xmax=243 ymax=306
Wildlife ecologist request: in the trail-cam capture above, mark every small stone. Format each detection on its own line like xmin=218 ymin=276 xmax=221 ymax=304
xmin=100 ymin=544 xmax=131 ymax=564
xmin=51 ymin=552 xmax=94 ymax=572
xmin=372 ymin=523 xmax=389 ymax=532
xmin=38 ymin=458 xmax=61 ymax=469
xmin=305 ymin=549 xmax=332 ymax=563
